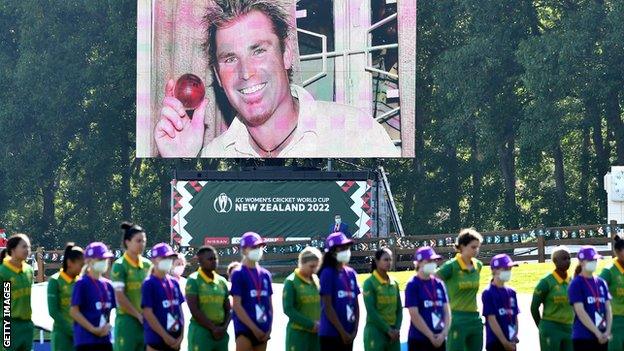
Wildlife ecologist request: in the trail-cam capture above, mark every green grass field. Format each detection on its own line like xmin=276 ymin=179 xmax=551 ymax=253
xmin=357 ymin=259 xmax=613 ymax=294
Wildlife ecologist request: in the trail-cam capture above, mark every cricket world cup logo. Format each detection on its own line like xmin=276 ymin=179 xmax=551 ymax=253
xmin=214 ymin=193 xmax=232 ymax=213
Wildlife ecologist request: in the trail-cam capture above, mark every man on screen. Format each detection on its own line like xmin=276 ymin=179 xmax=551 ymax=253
xmin=155 ymin=0 xmax=400 ymax=158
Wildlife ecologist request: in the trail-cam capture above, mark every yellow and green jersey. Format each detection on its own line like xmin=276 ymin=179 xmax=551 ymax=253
xmin=185 ymin=268 xmax=229 ymax=324
xmin=362 ymin=270 xmax=402 ymax=332
xmin=599 ymin=259 xmax=624 ymax=316
xmin=47 ymin=269 xmax=77 ymax=334
xmin=436 ymin=253 xmax=482 ymax=312
xmin=0 ymin=257 xmax=33 ymax=320
xmin=111 ymin=253 xmax=152 ymax=315
xmin=282 ymin=269 xmax=321 ymax=332
xmin=531 ymin=271 xmax=573 ymax=325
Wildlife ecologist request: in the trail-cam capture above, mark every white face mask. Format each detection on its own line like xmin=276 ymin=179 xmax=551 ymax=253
xmin=157 ymin=258 xmax=173 ymax=272
xmin=172 ymin=265 xmax=185 ymax=277
xmin=584 ymin=261 xmax=598 ymax=273
xmin=336 ymin=249 xmax=351 ymax=263
xmin=92 ymin=260 xmax=108 ymax=274
xmin=422 ymin=262 xmax=437 ymax=275
xmin=498 ymin=270 xmax=512 ymax=282
xmin=247 ymin=248 xmax=264 ymax=262
xmin=335 ymin=218 xmax=342 ymax=224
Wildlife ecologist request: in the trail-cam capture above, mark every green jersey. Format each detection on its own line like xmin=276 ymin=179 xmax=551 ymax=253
xmin=599 ymin=259 xmax=624 ymax=316
xmin=185 ymin=269 xmax=229 ymax=324
xmin=0 ymin=257 xmax=33 ymax=320
xmin=531 ymin=271 xmax=573 ymax=325
xmin=282 ymin=269 xmax=321 ymax=332
xmin=437 ymin=253 xmax=482 ymax=312
xmin=47 ymin=270 xmax=77 ymax=334
xmin=111 ymin=253 xmax=152 ymax=315
xmin=362 ymin=270 xmax=402 ymax=332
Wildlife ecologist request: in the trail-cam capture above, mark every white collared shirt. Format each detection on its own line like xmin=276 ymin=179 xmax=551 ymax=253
xmin=201 ymin=85 xmax=400 ymax=158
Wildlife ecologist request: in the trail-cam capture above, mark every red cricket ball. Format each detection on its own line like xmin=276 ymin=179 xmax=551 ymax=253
xmin=174 ymin=73 xmax=205 ymax=110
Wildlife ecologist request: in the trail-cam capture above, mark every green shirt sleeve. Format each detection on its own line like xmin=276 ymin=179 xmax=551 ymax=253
xmin=394 ymin=282 xmax=403 ymax=329
xmin=436 ymin=260 xmax=453 ymax=281
xmin=599 ymin=267 xmax=611 ymax=286
xmin=185 ymin=276 xmax=198 ymax=296
xmin=282 ymin=279 xmax=315 ymax=330
xmin=110 ymin=261 xmax=126 ymax=284
xmin=363 ymin=279 xmax=391 ymax=333
xmin=47 ymin=278 xmax=70 ymax=331
xmin=530 ymin=278 xmax=548 ymax=326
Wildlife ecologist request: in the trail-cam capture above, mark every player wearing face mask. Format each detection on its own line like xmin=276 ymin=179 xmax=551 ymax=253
xmin=230 ymin=232 xmax=273 ymax=351
xmin=481 ymin=254 xmax=520 ymax=351
xmin=70 ymin=242 xmax=116 ymax=351
xmin=141 ymin=243 xmax=185 ymax=351
xmin=318 ymin=232 xmax=360 ymax=351
xmin=405 ymin=247 xmax=450 ymax=351
xmin=569 ymin=246 xmax=612 ymax=351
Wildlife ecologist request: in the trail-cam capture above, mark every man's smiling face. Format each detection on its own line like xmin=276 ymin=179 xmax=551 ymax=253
xmin=214 ymin=10 xmax=293 ymax=127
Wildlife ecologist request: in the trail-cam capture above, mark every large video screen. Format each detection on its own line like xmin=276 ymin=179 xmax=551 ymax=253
xmin=171 ymin=179 xmax=373 ymax=246
xmin=137 ymin=0 xmax=416 ymax=158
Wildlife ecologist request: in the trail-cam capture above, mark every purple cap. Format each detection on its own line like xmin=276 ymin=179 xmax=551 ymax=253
xmin=150 ymin=243 xmax=176 ymax=258
xmin=240 ymin=232 xmax=265 ymax=249
xmin=414 ymin=246 xmax=442 ymax=261
xmin=325 ymin=232 xmax=353 ymax=252
xmin=84 ymin=242 xmax=114 ymax=259
xmin=577 ymin=245 xmax=602 ymax=261
xmin=490 ymin=254 xmax=518 ymax=269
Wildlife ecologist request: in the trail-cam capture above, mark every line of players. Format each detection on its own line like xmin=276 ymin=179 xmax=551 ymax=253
xmin=0 ymin=225 xmax=623 ymax=351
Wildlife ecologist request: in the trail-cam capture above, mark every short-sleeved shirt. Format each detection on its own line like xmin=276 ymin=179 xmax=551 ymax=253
xmin=319 ymin=266 xmax=361 ymax=337
xmin=568 ymin=275 xmax=611 ymax=340
xmin=71 ymin=274 xmax=116 ymax=346
xmin=110 ymin=253 xmax=152 ymax=315
xmin=185 ymin=269 xmax=229 ymax=325
xmin=482 ymin=284 xmax=520 ymax=345
xmin=532 ymin=271 xmax=573 ymax=324
xmin=282 ymin=269 xmax=320 ymax=332
xmin=141 ymin=274 xmax=185 ymax=344
xmin=47 ymin=270 xmax=77 ymax=335
xmin=363 ymin=270 xmax=401 ymax=332
xmin=0 ymin=258 xmax=33 ymax=320
xmin=436 ymin=253 xmax=482 ymax=312
xmin=230 ymin=265 xmax=273 ymax=334
xmin=404 ymin=275 xmax=448 ymax=340
xmin=599 ymin=259 xmax=624 ymax=316
xmin=201 ymin=85 xmax=400 ymax=158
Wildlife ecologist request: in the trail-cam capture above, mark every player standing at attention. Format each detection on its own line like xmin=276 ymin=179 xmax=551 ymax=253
xmin=436 ymin=228 xmax=484 ymax=351
xmin=363 ymin=247 xmax=402 ymax=351
xmin=600 ymin=236 xmax=624 ymax=351
xmin=111 ymin=222 xmax=152 ymax=351
xmin=531 ymin=246 xmax=573 ymax=351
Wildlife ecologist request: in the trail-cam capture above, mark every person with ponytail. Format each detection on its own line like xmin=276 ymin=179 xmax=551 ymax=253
xmin=0 ymin=233 xmax=34 ymax=351
xmin=405 ymin=247 xmax=450 ymax=351
xmin=436 ymin=228 xmax=484 ymax=351
xmin=531 ymin=246 xmax=573 ymax=351
xmin=48 ymin=242 xmax=85 ymax=351
xmin=111 ymin=221 xmax=151 ymax=351
xmin=482 ymin=254 xmax=520 ymax=351
xmin=318 ymin=232 xmax=360 ymax=351
xmin=599 ymin=236 xmax=624 ymax=351
xmin=141 ymin=243 xmax=185 ymax=351
xmin=283 ymin=246 xmax=322 ymax=351
xmin=230 ymin=232 xmax=273 ymax=351
xmin=363 ymin=247 xmax=401 ymax=351
xmin=70 ymin=242 xmax=116 ymax=351
xmin=568 ymin=246 xmax=612 ymax=350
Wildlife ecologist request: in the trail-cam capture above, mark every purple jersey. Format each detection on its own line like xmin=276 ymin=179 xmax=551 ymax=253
xmin=319 ymin=266 xmax=361 ymax=337
xmin=482 ymin=283 xmax=520 ymax=346
xmin=230 ymin=265 xmax=273 ymax=334
xmin=568 ymin=275 xmax=611 ymax=340
xmin=404 ymin=275 xmax=448 ymax=340
xmin=71 ymin=275 xmax=116 ymax=346
xmin=141 ymin=274 xmax=185 ymax=345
